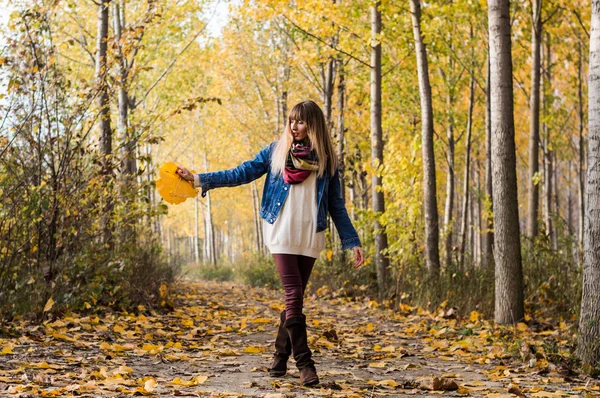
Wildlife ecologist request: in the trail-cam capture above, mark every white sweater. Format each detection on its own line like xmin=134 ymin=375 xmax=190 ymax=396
xmin=262 ymin=171 xmax=325 ymax=258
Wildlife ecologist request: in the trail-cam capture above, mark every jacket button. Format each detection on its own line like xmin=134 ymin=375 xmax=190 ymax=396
xmin=277 ymin=202 xmax=281 ymax=206
xmin=284 ymin=187 xmax=288 ymax=190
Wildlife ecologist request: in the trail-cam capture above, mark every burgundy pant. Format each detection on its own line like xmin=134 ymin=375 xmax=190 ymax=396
xmin=273 ymin=254 xmax=316 ymax=320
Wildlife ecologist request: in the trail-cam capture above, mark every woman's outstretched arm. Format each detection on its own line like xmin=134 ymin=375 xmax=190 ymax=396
xmin=177 ymin=142 xmax=275 ymax=197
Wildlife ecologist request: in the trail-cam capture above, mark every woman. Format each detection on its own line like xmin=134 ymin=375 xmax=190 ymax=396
xmin=177 ymin=100 xmax=364 ymax=387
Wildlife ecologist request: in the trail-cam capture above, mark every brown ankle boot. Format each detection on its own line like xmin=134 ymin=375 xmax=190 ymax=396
xmin=285 ymin=315 xmax=319 ymax=387
xmin=299 ymin=367 xmax=319 ymax=386
xmin=269 ymin=310 xmax=291 ymax=377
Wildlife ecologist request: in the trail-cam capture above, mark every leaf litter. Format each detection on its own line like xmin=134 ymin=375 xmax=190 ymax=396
xmin=0 ymin=280 xmax=598 ymax=397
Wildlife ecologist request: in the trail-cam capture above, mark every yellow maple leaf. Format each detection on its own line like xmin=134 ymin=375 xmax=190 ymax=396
xmin=368 ymin=361 xmax=386 ymax=368
xmin=1 ymin=346 xmax=14 ymax=355
xmin=43 ymin=297 xmax=55 ymax=312
xmin=144 ymin=378 xmax=157 ymax=392
xmin=168 ymin=375 xmax=208 ymax=386
xmin=470 ymin=311 xmax=479 ymax=323
xmin=250 ymin=317 xmax=271 ymax=324
xmin=243 ymin=346 xmax=264 ymax=354
xmin=113 ymin=324 xmax=126 ymax=334
xmin=516 ymin=322 xmax=529 ymax=332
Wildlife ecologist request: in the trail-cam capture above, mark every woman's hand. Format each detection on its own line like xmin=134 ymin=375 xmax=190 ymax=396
xmin=176 ymin=166 xmax=194 ymax=182
xmin=353 ymin=246 xmax=364 ymax=268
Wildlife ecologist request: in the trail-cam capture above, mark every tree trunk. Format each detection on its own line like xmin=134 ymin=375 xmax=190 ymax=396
xmin=542 ymin=34 xmax=554 ymax=244
xmin=527 ymin=0 xmax=542 ymax=240
xmin=442 ymin=70 xmax=455 ymax=269
xmin=410 ymin=0 xmax=440 ymax=276
xmin=458 ymin=72 xmax=476 ymax=269
xmin=322 ymin=57 xmax=336 ymax=133
xmin=96 ymin=0 xmax=112 ymax=247
xmin=577 ymin=0 xmax=600 ymax=369
xmin=204 ymin=153 xmax=217 ymax=267
xmin=336 ymin=58 xmax=347 ymax=264
xmin=337 ymin=59 xmax=346 ymax=201
xmin=194 ymin=196 xmax=200 ymax=264
xmin=251 ymin=182 xmax=262 ymax=253
xmin=371 ymin=1 xmax=390 ymax=297
xmin=483 ymin=53 xmax=494 ymax=268
xmin=488 ymin=0 xmax=525 ymax=324
xmin=475 ymin=161 xmax=482 ymax=266
xmin=578 ymin=39 xmax=586 ymax=264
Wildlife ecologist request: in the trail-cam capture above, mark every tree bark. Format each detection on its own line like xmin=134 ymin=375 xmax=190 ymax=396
xmin=488 ymin=0 xmax=525 ymax=324
xmin=204 ymin=153 xmax=217 ymax=267
xmin=542 ymin=34 xmax=554 ymax=244
xmin=442 ymin=65 xmax=455 ymax=269
xmin=251 ymin=182 xmax=262 ymax=254
xmin=371 ymin=1 xmax=390 ymax=297
xmin=410 ymin=0 xmax=440 ymax=276
xmin=96 ymin=0 xmax=112 ymax=247
xmin=577 ymin=0 xmax=600 ymax=369
xmin=458 ymin=72 xmax=476 ymax=269
xmin=337 ymin=59 xmax=346 ymax=201
xmin=527 ymin=0 xmax=542 ymax=240
xmin=483 ymin=53 xmax=494 ymax=268
xmin=578 ymin=39 xmax=586 ymax=264
xmin=194 ymin=196 xmax=200 ymax=264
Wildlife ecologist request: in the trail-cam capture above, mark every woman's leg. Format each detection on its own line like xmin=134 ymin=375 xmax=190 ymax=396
xmin=273 ymin=254 xmax=319 ymax=386
xmin=273 ymin=254 xmax=304 ymax=320
xmin=297 ymin=255 xmax=316 ymax=294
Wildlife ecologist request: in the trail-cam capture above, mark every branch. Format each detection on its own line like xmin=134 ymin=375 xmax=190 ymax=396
xmin=134 ymin=27 xmax=209 ymax=108
xmin=280 ymin=14 xmax=370 ymax=67
xmin=572 ymin=9 xmax=590 ymax=39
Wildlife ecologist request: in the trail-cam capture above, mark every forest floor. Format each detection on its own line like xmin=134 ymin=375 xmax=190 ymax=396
xmin=0 ymin=279 xmax=599 ymax=397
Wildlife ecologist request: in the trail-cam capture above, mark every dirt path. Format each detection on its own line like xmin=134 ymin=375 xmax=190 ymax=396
xmin=0 ymin=280 xmax=598 ymax=397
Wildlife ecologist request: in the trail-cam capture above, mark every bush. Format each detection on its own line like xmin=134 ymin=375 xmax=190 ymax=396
xmin=237 ymin=255 xmax=281 ymax=289
xmin=192 ymin=264 xmax=235 ymax=282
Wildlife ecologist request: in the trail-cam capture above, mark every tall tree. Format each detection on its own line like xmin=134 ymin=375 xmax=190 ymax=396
xmin=95 ymin=0 xmax=113 ymax=246
xmin=527 ymin=0 xmax=542 ymax=240
xmin=542 ymin=34 xmax=555 ymax=247
xmin=578 ymin=39 xmax=586 ymax=262
xmin=440 ymin=58 xmax=456 ymax=269
xmin=483 ymin=54 xmax=494 ymax=267
xmin=458 ymin=40 xmax=476 ymax=269
xmin=488 ymin=0 xmax=525 ymax=324
xmin=371 ymin=1 xmax=390 ymax=296
xmin=410 ymin=0 xmax=441 ymax=276
xmin=577 ymin=0 xmax=600 ymax=370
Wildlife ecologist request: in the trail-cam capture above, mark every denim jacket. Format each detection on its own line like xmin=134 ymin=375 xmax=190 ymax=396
xmin=195 ymin=142 xmax=361 ymax=250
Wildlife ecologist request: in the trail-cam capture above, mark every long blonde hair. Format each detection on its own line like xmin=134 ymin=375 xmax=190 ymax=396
xmin=271 ymin=100 xmax=338 ymax=177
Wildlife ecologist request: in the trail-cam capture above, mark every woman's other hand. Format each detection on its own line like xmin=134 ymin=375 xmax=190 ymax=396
xmin=353 ymin=246 xmax=364 ymax=268
xmin=176 ymin=166 xmax=194 ymax=182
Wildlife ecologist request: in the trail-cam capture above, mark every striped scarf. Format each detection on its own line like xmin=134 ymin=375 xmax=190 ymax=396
xmin=283 ymin=140 xmax=319 ymax=184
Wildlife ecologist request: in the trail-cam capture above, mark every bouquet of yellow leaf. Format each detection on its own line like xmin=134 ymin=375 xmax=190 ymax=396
xmin=156 ymin=162 xmax=198 ymax=204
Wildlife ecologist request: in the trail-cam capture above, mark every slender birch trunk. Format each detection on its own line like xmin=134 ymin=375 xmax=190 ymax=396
xmin=410 ymin=0 xmax=440 ymax=276
xmin=458 ymin=71 xmax=476 ymax=269
xmin=578 ymin=39 xmax=586 ymax=264
xmin=204 ymin=153 xmax=217 ymax=267
xmin=96 ymin=0 xmax=112 ymax=247
xmin=371 ymin=1 xmax=390 ymax=297
xmin=542 ymin=35 xmax=554 ymax=244
xmin=483 ymin=53 xmax=494 ymax=268
xmin=527 ymin=0 xmax=542 ymax=240
xmin=337 ymin=60 xmax=346 ymax=201
xmin=577 ymin=0 xmax=600 ymax=369
xmin=442 ymin=67 xmax=455 ymax=269
xmin=488 ymin=0 xmax=525 ymax=324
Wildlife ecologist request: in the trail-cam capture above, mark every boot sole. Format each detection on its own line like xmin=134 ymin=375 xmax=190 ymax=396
xmin=269 ymin=370 xmax=287 ymax=377
xmin=302 ymin=377 xmax=319 ymax=387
